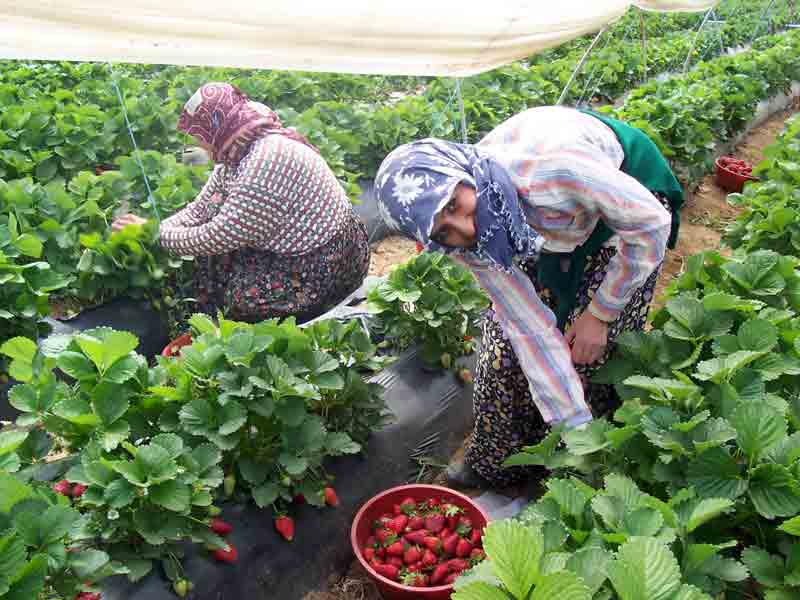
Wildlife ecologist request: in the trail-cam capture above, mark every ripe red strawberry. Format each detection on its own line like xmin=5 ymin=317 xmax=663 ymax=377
xmin=386 ymin=541 xmax=405 ymax=557
xmin=376 ymin=547 xmax=386 ymax=559
xmin=443 ymin=504 xmax=462 ymax=530
xmin=470 ymin=548 xmax=486 ymax=562
xmin=375 ymin=528 xmax=396 ymax=546
xmin=53 ymin=479 xmax=72 ymax=497
xmin=365 ymin=535 xmax=377 ymax=548
xmin=415 ymin=241 xmax=424 ymax=253
xmin=407 ymin=515 xmax=425 ymax=530
xmin=442 ymin=533 xmax=459 ymax=556
xmin=393 ymin=503 xmax=403 ymax=516
xmin=370 ymin=556 xmax=384 ymax=567
xmin=403 ymin=530 xmax=428 ymax=545
xmin=323 ymin=487 xmax=339 ymax=507
xmin=210 ymin=518 xmax=233 ymax=535
xmin=274 ymin=516 xmax=295 ymax=542
xmin=403 ymin=545 xmax=422 ymax=565
xmin=457 ymin=368 xmax=474 ymax=384
xmin=399 ymin=497 xmax=417 ymax=514
xmin=438 ymin=528 xmax=452 ymax=540
xmin=389 ymin=515 xmax=408 ymax=534
xmin=423 ymin=536 xmax=443 ymax=554
xmin=456 ymin=538 xmax=473 ymax=558
xmin=426 ymin=497 xmax=441 ymax=509
xmin=293 ymin=494 xmax=306 ymax=504
xmin=448 ymin=558 xmax=469 ymax=573
xmin=387 ymin=556 xmax=404 ymax=568
xmin=71 ymin=483 xmax=88 ymax=498
xmin=375 ymin=515 xmax=393 ymax=529
xmin=406 ymin=562 xmax=422 ymax=573
xmin=456 ymin=516 xmax=473 ymax=536
xmin=76 ymin=593 xmax=102 ymax=600
xmin=470 ymin=527 xmax=483 ymax=546
xmin=422 ymin=549 xmax=438 ymax=567
xmin=444 ymin=572 xmax=459 ymax=584
xmin=363 ymin=547 xmax=376 ymax=562
xmin=373 ymin=563 xmax=399 ymax=581
xmin=425 ymin=513 xmax=445 ymax=533
xmin=212 ymin=544 xmax=238 ymax=563
xmin=430 ymin=563 xmax=450 ymax=585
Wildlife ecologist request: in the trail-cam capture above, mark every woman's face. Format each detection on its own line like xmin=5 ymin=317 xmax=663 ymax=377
xmin=430 ymin=183 xmax=478 ymax=248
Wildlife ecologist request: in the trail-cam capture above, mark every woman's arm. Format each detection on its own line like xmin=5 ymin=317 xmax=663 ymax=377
xmin=456 ymin=256 xmax=592 ymax=428
xmin=159 ymin=153 xmax=277 ymax=256
xmin=160 ymin=165 xmax=224 ymax=229
xmin=529 ymin=146 xmax=671 ymax=323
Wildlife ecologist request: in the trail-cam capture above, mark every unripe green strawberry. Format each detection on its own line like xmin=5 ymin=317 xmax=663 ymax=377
xmin=223 ymin=473 xmax=236 ymax=497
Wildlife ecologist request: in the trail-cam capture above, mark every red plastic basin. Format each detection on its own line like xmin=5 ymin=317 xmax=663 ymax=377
xmin=351 ymin=484 xmax=489 ymax=600
xmin=161 ymin=332 xmax=192 ymax=358
xmin=715 ymin=156 xmax=759 ymax=193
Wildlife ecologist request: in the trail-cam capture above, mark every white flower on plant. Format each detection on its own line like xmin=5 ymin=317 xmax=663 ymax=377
xmin=392 ymin=172 xmax=425 ymax=207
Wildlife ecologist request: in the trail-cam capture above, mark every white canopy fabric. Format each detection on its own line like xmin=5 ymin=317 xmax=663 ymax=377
xmin=0 ymin=1 xmax=718 ymax=76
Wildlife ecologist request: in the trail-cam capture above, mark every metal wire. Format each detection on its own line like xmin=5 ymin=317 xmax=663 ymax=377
xmin=107 ymin=62 xmax=161 ymax=223
xmin=557 ymin=26 xmax=608 ymax=106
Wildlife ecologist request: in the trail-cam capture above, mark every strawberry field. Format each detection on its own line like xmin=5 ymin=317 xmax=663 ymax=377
xmin=0 ymin=1 xmax=799 ymax=599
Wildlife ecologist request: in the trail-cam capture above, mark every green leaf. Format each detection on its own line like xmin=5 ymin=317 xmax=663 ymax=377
xmin=607 ymin=537 xmax=682 ymax=600
xmin=567 ymin=546 xmax=612 ymax=595
xmin=104 ymin=478 xmax=137 ymax=508
xmin=747 ymin=463 xmax=800 ymax=519
xmin=76 ymin=330 xmax=138 ymax=372
xmin=69 ymin=549 xmax=110 ymax=579
xmin=547 ymin=478 xmax=593 ymax=520
xmin=92 ymin=382 xmax=131 ymax=426
xmin=1 ymin=337 xmax=38 ymax=381
xmin=3 ymin=554 xmax=47 ymax=600
xmin=188 ymin=313 xmax=217 ymax=336
xmin=453 ymin=560 xmax=501 ymax=590
xmin=0 ymin=430 xmax=28 ymax=456
xmin=741 ymin=547 xmax=785 ymax=587
xmin=103 ymin=355 xmax=140 ymax=384
xmin=252 ymin=482 xmax=280 ymax=508
xmin=737 ymin=319 xmax=778 ymax=352
xmin=687 ymin=448 xmax=747 ymax=499
xmin=451 ymin=582 xmax=510 ymax=600
xmin=13 ymin=234 xmax=42 ymax=258
xmin=279 ymin=453 xmax=308 ymax=476
xmin=779 ymin=515 xmax=800 ymax=536
xmin=564 ymin=420 xmax=613 ymax=455
xmin=685 ymin=498 xmax=734 ymax=533
xmin=325 ymin=432 xmax=361 ymax=455
xmin=732 ymin=402 xmax=787 ymax=462
xmin=56 ymin=351 xmax=96 ymax=381
xmin=149 ymin=480 xmax=191 ymax=512
xmin=482 ymin=520 xmax=543 ymax=599
xmin=529 ymin=571 xmax=591 ymax=600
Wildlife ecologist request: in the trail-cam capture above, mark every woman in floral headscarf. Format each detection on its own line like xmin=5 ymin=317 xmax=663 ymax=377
xmin=113 ymin=82 xmax=370 ymax=323
xmin=375 ymin=106 xmax=683 ymax=488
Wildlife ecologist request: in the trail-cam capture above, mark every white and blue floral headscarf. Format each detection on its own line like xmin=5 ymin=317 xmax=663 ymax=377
xmin=374 ymin=138 xmax=543 ymax=271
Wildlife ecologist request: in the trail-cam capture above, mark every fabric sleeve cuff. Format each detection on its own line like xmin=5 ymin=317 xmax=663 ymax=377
xmin=561 ymin=410 xmax=593 ymax=429
xmin=588 ymin=298 xmax=621 ymax=323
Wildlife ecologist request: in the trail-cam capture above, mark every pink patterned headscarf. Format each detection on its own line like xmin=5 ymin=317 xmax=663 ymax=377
xmin=177 ymin=82 xmax=319 ymax=167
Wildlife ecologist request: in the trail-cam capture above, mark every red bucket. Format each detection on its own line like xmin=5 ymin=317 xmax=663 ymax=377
xmin=351 ymin=484 xmax=489 ymax=600
xmin=715 ymin=156 xmax=759 ymax=193
xmin=161 ymin=332 xmax=192 ymax=358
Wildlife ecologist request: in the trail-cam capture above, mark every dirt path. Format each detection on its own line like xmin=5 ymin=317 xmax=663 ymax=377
xmin=308 ymin=108 xmax=799 ymax=600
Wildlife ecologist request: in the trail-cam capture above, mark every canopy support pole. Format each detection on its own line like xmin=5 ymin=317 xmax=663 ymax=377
xmin=556 ymin=26 xmax=607 ymax=106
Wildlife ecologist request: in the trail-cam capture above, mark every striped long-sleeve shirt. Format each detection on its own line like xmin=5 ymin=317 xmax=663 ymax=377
xmin=461 ymin=106 xmax=672 ymax=427
xmin=160 ymin=135 xmax=352 ymax=256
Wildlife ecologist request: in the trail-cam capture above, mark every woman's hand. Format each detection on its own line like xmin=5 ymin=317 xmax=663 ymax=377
xmin=111 ymin=213 xmax=147 ymax=232
xmin=564 ymin=310 xmax=608 ymax=365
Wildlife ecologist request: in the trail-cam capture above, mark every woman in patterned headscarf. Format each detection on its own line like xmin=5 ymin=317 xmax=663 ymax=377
xmin=375 ymin=106 xmax=683 ymax=488
xmin=113 ymin=82 xmax=370 ymax=323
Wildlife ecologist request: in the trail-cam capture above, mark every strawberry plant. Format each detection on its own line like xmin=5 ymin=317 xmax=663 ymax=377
xmin=0 ymin=469 xmax=123 ymax=599
xmin=155 ymin=312 xmax=387 ymax=509
xmin=367 ymin=252 xmax=489 ymax=369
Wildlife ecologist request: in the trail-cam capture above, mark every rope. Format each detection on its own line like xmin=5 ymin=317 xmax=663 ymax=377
xmin=107 ymin=62 xmax=161 ymax=223
xmin=576 ymin=24 xmax=635 ymax=108
xmin=455 ymin=78 xmax=468 ymax=144
xmin=682 ymin=8 xmax=714 ymax=73
xmin=574 ymin=27 xmax=617 ymax=107
xmin=557 ymin=26 xmax=608 ymax=106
